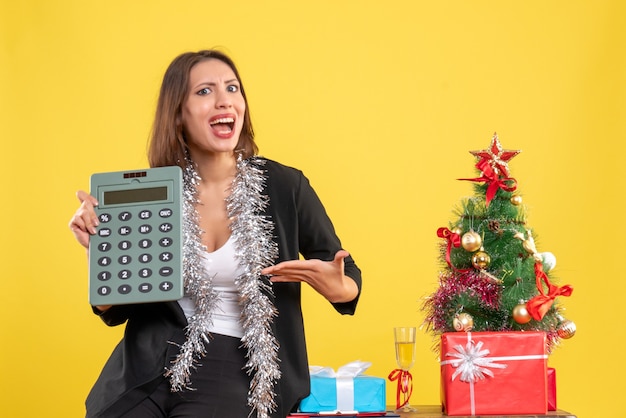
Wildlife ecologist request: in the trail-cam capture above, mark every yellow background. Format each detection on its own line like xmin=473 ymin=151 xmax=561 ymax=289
xmin=1 ymin=1 xmax=624 ymax=417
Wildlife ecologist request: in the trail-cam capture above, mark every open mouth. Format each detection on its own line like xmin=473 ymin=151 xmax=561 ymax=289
xmin=209 ymin=116 xmax=235 ymax=135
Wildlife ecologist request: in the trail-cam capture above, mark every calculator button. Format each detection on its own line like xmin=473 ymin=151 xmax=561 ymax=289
xmin=159 ymin=223 xmax=173 ymax=233
xmin=139 ymin=210 xmax=152 ymax=220
xmin=138 ymin=253 xmax=153 ymax=263
xmin=98 ymin=242 xmax=112 ymax=252
xmin=159 ymin=252 xmax=173 ymax=262
xmin=98 ymin=228 xmax=112 ymax=237
xmin=97 ymin=271 xmax=112 ymax=281
xmin=118 ymin=211 xmax=132 ymax=221
xmin=118 ymin=284 xmax=132 ymax=294
xmin=118 ymin=270 xmax=132 ymax=280
xmin=118 ymin=240 xmax=132 ymax=250
xmin=159 ymin=209 xmax=173 ymax=218
xmin=159 ymin=281 xmax=174 ymax=291
xmin=139 ymin=224 xmax=152 ymax=234
xmin=138 ymin=268 xmax=152 ymax=278
xmin=98 ymin=256 xmax=111 ymax=266
xmin=118 ymin=226 xmax=132 ymax=236
xmin=118 ymin=255 xmax=132 ymax=265
xmin=97 ymin=286 xmax=112 ymax=296
xmin=98 ymin=213 xmax=111 ymax=223
xmin=138 ymin=239 xmax=152 ymax=249
xmin=159 ymin=237 xmax=173 ymax=247
xmin=138 ymin=283 xmax=153 ymax=293
xmin=159 ymin=266 xmax=173 ymax=276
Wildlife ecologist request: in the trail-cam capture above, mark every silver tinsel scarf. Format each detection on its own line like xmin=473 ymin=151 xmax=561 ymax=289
xmin=165 ymin=155 xmax=280 ymax=418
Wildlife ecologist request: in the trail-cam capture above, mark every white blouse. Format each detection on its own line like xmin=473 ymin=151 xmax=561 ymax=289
xmin=177 ymin=235 xmax=244 ymax=338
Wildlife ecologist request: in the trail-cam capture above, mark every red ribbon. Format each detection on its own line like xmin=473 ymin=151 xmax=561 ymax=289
xmin=526 ymin=261 xmax=574 ymax=321
xmin=459 ymin=159 xmax=517 ymax=207
xmin=388 ymin=369 xmax=413 ymax=410
xmin=437 ymin=227 xmax=472 ymax=273
xmin=437 ymin=227 xmax=461 ymax=268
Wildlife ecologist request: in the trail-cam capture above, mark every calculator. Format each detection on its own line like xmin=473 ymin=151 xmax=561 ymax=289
xmin=88 ymin=166 xmax=184 ymax=306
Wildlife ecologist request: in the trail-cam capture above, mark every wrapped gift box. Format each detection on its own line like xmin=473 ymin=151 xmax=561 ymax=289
xmin=440 ymin=331 xmax=548 ymax=416
xmin=298 ymin=361 xmax=386 ymax=413
xmin=547 ymin=367 xmax=557 ymax=411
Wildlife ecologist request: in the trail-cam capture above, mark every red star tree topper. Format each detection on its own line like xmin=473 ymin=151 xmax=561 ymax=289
xmin=470 ymin=133 xmax=521 ymax=177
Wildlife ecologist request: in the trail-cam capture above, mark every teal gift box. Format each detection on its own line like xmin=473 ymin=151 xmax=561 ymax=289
xmin=298 ymin=361 xmax=386 ymax=414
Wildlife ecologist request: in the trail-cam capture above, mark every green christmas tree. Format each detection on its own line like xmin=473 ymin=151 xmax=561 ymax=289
xmin=423 ymin=133 xmax=575 ymax=352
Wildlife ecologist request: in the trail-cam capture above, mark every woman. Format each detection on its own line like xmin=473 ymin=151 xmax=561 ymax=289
xmin=69 ymin=49 xmax=361 ymax=418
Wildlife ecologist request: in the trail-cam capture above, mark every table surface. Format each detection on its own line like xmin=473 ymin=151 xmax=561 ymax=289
xmin=390 ymin=405 xmax=576 ymax=418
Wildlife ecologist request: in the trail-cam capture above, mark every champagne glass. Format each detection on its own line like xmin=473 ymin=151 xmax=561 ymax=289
xmin=392 ymin=327 xmax=417 ymax=412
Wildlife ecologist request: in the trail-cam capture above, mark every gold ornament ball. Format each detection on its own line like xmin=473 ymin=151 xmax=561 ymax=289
xmin=511 ymin=195 xmax=523 ymax=206
xmin=461 ymin=231 xmax=482 ymax=252
xmin=512 ymin=303 xmax=532 ymax=324
xmin=453 ymin=313 xmax=474 ymax=332
xmin=451 ymin=226 xmax=463 ymax=236
xmin=471 ymin=250 xmax=491 ymax=269
xmin=557 ymin=320 xmax=577 ymax=339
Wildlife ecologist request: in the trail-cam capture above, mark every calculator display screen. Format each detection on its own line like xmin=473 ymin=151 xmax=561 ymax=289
xmin=103 ymin=186 xmax=168 ymax=205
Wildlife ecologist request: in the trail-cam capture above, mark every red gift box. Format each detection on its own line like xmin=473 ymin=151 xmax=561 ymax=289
xmin=547 ymin=367 xmax=557 ymax=411
xmin=440 ymin=331 xmax=548 ymax=416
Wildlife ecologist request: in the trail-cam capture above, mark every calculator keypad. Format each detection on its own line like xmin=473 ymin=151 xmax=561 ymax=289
xmin=90 ymin=205 xmax=181 ymax=304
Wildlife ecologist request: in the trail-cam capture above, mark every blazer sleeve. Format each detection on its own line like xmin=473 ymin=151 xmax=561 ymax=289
xmin=293 ymin=169 xmax=362 ymax=315
xmin=92 ymin=304 xmax=133 ymax=326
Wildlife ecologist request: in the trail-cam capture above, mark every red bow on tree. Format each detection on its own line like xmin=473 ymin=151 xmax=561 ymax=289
xmin=526 ymin=261 xmax=574 ymax=321
xmin=437 ymin=227 xmax=461 ymax=268
xmin=459 ymin=159 xmax=517 ymax=207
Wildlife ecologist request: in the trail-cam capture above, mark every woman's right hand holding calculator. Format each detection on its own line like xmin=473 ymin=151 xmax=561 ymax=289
xmin=69 ymin=190 xmax=112 ymax=312
xmin=69 ymin=190 xmax=99 ymax=249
